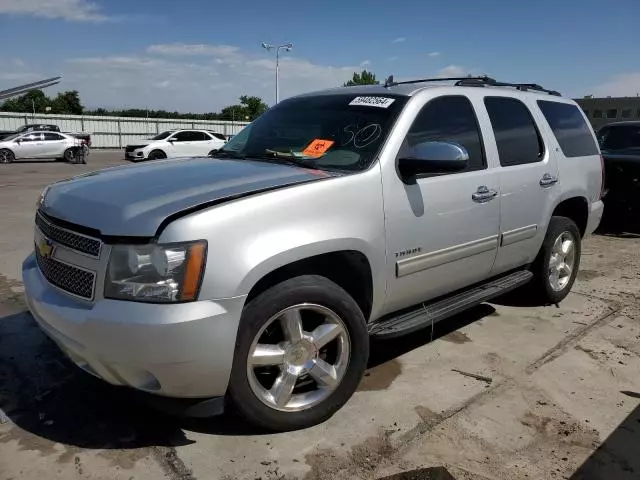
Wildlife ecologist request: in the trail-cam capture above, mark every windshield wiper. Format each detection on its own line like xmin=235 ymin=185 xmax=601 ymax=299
xmin=211 ymin=150 xmax=246 ymax=159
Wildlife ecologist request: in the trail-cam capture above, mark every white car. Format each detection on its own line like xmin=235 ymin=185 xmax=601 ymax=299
xmin=124 ymin=129 xmax=227 ymax=161
xmin=0 ymin=131 xmax=83 ymax=163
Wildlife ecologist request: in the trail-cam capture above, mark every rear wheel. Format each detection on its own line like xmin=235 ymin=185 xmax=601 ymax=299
xmin=0 ymin=149 xmax=14 ymax=164
xmin=147 ymin=150 xmax=166 ymax=160
xmin=63 ymin=148 xmax=76 ymax=163
xmin=228 ymin=275 xmax=369 ymax=431
xmin=528 ymin=216 xmax=581 ymax=304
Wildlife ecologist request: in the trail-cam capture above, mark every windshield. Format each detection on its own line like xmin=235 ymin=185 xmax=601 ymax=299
xmin=151 ymin=131 xmax=174 ymax=140
xmin=599 ymin=125 xmax=640 ymax=151
xmin=2 ymin=133 xmax=20 ymax=141
xmin=218 ymin=94 xmax=408 ymax=171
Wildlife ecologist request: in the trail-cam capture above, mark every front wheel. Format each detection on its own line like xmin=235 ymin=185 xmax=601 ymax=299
xmin=528 ymin=216 xmax=581 ymax=304
xmin=228 ymin=275 xmax=369 ymax=431
xmin=0 ymin=149 xmax=15 ymax=164
xmin=147 ymin=149 xmax=166 ymax=160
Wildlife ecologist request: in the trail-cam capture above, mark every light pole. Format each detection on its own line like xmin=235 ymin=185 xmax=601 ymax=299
xmin=261 ymin=42 xmax=293 ymax=104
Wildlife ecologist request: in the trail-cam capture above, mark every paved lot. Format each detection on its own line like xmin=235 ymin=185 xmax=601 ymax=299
xmin=0 ymin=151 xmax=639 ymax=480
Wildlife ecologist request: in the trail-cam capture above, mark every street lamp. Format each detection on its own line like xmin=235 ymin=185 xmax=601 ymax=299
xmin=261 ymin=42 xmax=293 ymax=104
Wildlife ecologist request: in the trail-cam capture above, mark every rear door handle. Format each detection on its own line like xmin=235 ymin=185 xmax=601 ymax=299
xmin=540 ymin=173 xmax=558 ymax=187
xmin=472 ymin=185 xmax=498 ymax=203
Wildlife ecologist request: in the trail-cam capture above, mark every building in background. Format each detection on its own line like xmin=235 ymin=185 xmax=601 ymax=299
xmin=575 ymin=96 xmax=640 ymax=130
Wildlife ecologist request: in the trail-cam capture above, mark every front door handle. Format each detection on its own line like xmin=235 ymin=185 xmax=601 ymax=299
xmin=472 ymin=185 xmax=498 ymax=203
xmin=540 ymin=173 xmax=558 ymax=187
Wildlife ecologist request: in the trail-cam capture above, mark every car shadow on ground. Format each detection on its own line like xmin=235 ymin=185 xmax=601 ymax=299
xmin=0 ymin=301 xmax=497 ymax=449
xmin=570 ymin=400 xmax=640 ymax=479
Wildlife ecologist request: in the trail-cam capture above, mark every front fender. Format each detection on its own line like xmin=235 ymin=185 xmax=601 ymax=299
xmin=157 ymin=167 xmax=387 ymax=310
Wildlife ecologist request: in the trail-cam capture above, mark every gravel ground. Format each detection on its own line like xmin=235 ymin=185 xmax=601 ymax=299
xmin=0 ymin=151 xmax=638 ymax=480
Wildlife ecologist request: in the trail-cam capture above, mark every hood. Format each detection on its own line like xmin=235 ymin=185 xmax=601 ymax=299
xmin=127 ymin=141 xmax=152 ymax=148
xmin=41 ymin=157 xmax=336 ymax=237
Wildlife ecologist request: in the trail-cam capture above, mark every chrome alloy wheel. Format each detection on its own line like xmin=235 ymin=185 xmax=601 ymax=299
xmin=548 ymin=231 xmax=577 ymax=292
xmin=246 ymin=303 xmax=351 ymax=412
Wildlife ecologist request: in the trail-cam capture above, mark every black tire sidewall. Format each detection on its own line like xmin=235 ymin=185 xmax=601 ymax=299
xmin=533 ymin=216 xmax=582 ymax=304
xmin=148 ymin=150 xmax=165 ymax=160
xmin=0 ymin=149 xmax=14 ymax=163
xmin=228 ymin=275 xmax=369 ymax=431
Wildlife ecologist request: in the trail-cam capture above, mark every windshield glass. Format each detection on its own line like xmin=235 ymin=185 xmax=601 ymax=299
xmin=218 ymin=94 xmax=408 ymax=171
xmin=599 ymin=125 xmax=640 ymax=151
xmin=2 ymin=133 xmax=20 ymax=141
xmin=151 ymin=131 xmax=174 ymax=140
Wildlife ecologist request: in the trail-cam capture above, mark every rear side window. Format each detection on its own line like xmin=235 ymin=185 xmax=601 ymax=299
xmin=484 ymin=97 xmax=543 ymax=166
xmin=598 ymin=125 xmax=640 ymax=151
xmin=537 ymin=101 xmax=599 ymax=157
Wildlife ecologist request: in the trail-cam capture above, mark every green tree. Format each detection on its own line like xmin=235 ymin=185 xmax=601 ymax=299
xmin=220 ymin=95 xmax=269 ymax=121
xmin=50 ymin=90 xmax=83 ymax=115
xmin=343 ymin=70 xmax=379 ymax=87
xmin=0 ymin=89 xmax=49 ymax=113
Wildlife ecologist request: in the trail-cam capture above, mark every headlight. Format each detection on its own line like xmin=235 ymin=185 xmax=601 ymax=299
xmin=105 ymin=241 xmax=206 ymax=303
xmin=37 ymin=185 xmax=50 ymax=209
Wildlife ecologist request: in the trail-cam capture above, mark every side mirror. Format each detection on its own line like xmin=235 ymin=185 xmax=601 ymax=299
xmin=398 ymin=141 xmax=469 ymax=182
xmin=15 ymin=139 xmax=21 ymax=144
xmin=168 ymin=138 xmax=175 ymax=143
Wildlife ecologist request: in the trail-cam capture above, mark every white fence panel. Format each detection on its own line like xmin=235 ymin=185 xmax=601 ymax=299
xmin=0 ymin=112 xmax=249 ymax=148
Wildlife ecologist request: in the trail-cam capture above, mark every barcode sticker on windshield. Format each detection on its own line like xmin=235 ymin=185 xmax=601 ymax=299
xmin=349 ymin=96 xmax=395 ymax=108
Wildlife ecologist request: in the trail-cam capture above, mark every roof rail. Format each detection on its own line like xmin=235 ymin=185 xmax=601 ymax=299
xmin=383 ymin=75 xmax=561 ymax=96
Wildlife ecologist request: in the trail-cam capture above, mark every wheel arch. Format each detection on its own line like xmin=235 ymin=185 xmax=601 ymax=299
xmin=244 ymin=248 xmax=375 ymax=321
xmin=551 ymin=195 xmax=589 ymax=237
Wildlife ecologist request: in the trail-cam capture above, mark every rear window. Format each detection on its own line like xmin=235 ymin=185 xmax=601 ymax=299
xmin=537 ymin=101 xmax=599 ymax=157
xmin=598 ymin=125 xmax=640 ymax=151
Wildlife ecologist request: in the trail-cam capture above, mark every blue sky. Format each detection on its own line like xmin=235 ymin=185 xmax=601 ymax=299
xmin=1 ymin=0 xmax=639 ymax=112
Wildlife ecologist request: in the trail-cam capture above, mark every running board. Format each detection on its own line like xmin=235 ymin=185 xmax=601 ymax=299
xmin=368 ymin=270 xmax=533 ymax=338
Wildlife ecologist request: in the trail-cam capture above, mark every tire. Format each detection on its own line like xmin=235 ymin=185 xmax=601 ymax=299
xmin=208 ymin=149 xmax=218 ymax=157
xmin=147 ymin=150 xmax=166 ymax=160
xmin=0 ymin=149 xmax=14 ymax=164
xmin=528 ymin=216 xmax=581 ymax=304
xmin=63 ymin=148 xmax=76 ymax=163
xmin=228 ymin=275 xmax=369 ymax=431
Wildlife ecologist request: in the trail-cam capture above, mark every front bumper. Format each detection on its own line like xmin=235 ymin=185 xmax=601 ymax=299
xmin=586 ymin=199 xmax=604 ymax=236
xmin=22 ymin=252 xmax=246 ymax=399
xmin=124 ymin=150 xmax=145 ymax=160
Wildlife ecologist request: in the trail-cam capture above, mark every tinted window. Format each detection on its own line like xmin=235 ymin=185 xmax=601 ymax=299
xmin=208 ymin=132 xmax=226 ymax=141
xmin=593 ymin=110 xmax=603 ymax=118
xmin=402 ymin=96 xmax=485 ymax=170
xmin=43 ymin=132 xmax=64 ymax=141
xmin=606 ymin=109 xmax=618 ymax=119
xmin=599 ymin=125 xmax=640 ymax=151
xmin=485 ymin=97 xmax=543 ymax=166
xmin=219 ymin=94 xmax=408 ymax=172
xmin=152 ymin=131 xmax=174 ymax=140
xmin=172 ymin=131 xmax=202 ymax=142
xmin=537 ymin=101 xmax=600 ymax=157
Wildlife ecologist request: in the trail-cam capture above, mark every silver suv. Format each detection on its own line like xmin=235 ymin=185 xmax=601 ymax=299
xmin=23 ymin=76 xmax=604 ymax=431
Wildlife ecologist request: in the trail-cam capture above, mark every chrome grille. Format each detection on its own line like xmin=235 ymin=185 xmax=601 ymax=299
xmin=35 ymin=248 xmax=95 ymax=300
xmin=35 ymin=212 xmax=101 ymax=257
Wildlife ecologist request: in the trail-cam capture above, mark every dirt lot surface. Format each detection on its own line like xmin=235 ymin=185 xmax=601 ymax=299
xmin=0 ymin=151 xmax=638 ymax=480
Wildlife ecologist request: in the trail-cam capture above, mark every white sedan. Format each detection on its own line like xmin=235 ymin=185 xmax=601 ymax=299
xmin=124 ymin=129 xmax=227 ymax=161
xmin=0 ymin=131 xmax=84 ymax=163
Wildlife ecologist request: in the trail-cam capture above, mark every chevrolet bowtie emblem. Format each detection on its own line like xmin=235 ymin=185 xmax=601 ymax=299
xmin=38 ymin=238 xmax=54 ymax=258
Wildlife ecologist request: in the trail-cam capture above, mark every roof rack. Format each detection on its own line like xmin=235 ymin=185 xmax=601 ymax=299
xmin=383 ymin=75 xmax=561 ymax=96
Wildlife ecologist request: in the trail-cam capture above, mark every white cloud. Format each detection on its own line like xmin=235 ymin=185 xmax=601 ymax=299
xmin=360 ymin=60 xmax=371 ymax=67
xmin=0 ymin=0 xmax=108 ymax=22
xmin=436 ymin=65 xmax=469 ymax=78
xmin=391 ymin=37 xmax=406 ymax=44
xmin=388 ymin=56 xmax=398 ymax=62
xmin=63 ymin=45 xmax=360 ymax=112
xmin=428 ymin=51 xmax=441 ymax=57
xmin=147 ymin=43 xmax=240 ymax=57
xmin=590 ymin=73 xmax=640 ymax=97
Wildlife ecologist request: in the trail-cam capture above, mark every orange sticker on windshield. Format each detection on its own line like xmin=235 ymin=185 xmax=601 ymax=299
xmin=302 ymin=139 xmax=334 ymax=157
